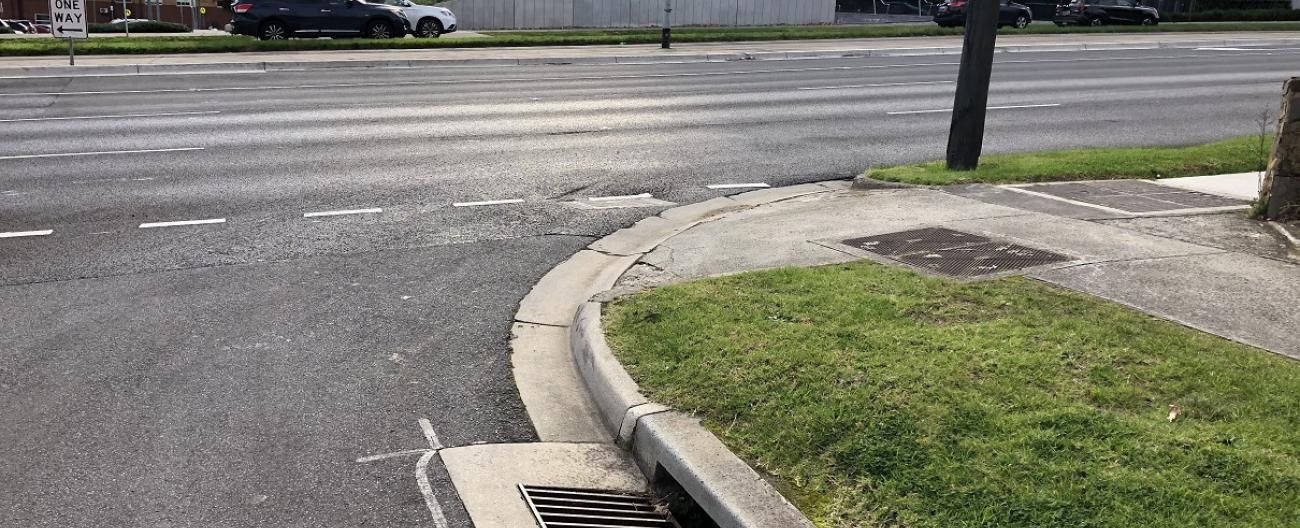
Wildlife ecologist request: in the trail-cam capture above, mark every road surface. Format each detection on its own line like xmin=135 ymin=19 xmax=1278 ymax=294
xmin=1 ymin=44 xmax=1295 ymax=526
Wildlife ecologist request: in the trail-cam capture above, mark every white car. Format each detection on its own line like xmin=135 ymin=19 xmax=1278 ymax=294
xmin=366 ymin=0 xmax=456 ymax=38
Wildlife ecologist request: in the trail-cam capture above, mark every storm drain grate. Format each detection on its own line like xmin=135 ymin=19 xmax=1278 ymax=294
xmin=519 ymin=484 xmax=681 ymax=528
xmin=844 ymin=227 xmax=1070 ymax=278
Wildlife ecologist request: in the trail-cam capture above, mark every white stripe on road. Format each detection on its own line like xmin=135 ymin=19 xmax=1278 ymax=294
xmin=418 ymin=418 xmax=444 ymax=451
xmin=452 ymin=198 xmax=525 ymax=207
xmin=797 ymin=80 xmax=954 ymax=91
xmin=415 ymin=450 xmax=449 ymax=528
xmin=355 ymin=449 xmax=432 ymax=464
xmin=0 ymin=147 xmax=205 ymax=161
xmin=0 ymin=229 xmax=53 ymax=238
xmin=588 ymin=193 xmax=653 ymax=202
xmin=0 ymin=111 xmax=220 ymax=123
xmin=303 ymin=207 xmax=383 ymax=218
xmin=887 ymin=103 xmax=1061 ymax=115
xmin=138 ymin=218 xmax=226 ymax=229
xmin=707 ymin=183 xmax=771 ymax=189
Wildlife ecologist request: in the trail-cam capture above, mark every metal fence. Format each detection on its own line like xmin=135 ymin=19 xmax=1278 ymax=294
xmin=452 ymin=0 xmax=837 ymax=29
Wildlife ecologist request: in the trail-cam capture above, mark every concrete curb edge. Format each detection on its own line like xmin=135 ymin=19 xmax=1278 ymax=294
xmin=510 ymin=180 xmax=848 ymax=527
xmin=6 ymin=36 xmax=1299 ymax=77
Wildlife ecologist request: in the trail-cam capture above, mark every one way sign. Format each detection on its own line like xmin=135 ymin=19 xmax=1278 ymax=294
xmin=49 ymin=0 xmax=87 ymax=38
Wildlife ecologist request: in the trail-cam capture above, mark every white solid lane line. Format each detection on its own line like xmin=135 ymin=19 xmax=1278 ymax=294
xmin=0 ymin=229 xmax=54 ymax=238
xmin=0 ymin=147 xmax=205 ymax=161
xmin=0 ymin=111 xmax=220 ymax=123
xmin=138 ymin=218 xmax=226 ymax=229
xmin=797 ymin=80 xmax=954 ymax=91
xmin=887 ymin=103 xmax=1061 ymax=116
xmin=707 ymin=183 xmax=771 ymax=189
xmin=354 ymin=449 xmax=431 ymax=464
xmin=588 ymin=193 xmax=653 ymax=202
xmin=418 ymin=418 xmax=444 ymax=451
xmin=415 ymin=450 xmax=449 ymax=528
xmin=452 ymin=198 xmax=526 ymax=207
xmin=304 ymin=207 xmax=383 ymax=218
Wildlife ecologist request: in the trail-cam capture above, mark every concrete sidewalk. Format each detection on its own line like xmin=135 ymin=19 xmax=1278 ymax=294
xmin=3 ymin=30 xmax=1298 ymax=76
xmin=622 ymin=176 xmax=1299 ymax=359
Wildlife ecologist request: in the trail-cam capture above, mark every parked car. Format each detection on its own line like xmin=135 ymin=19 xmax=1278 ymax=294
xmin=934 ymin=0 xmax=1033 ymax=28
xmin=0 ymin=20 xmax=13 ymax=34
xmin=9 ymin=20 xmax=38 ymax=33
xmin=1054 ymin=0 xmax=1159 ymax=25
xmin=364 ymin=0 xmax=455 ymax=38
xmin=228 ymin=0 xmax=411 ymax=40
xmin=32 ymin=23 xmax=51 ymax=33
xmin=108 ymin=18 xmax=152 ymax=24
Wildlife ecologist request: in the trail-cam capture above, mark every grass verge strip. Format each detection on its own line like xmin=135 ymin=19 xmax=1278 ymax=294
xmin=868 ymin=134 xmax=1271 ymax=185
xmin=605 ymin=261 xmax=1300 ymax=527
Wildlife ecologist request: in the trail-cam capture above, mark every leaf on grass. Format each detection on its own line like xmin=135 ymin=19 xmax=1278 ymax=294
xmin=1167 ymin=405 xmax=1181 ymax=422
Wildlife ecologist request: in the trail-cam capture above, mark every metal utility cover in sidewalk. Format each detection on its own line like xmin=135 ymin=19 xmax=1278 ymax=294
xmin=843 ymin=227 xmax=1070 ymax=278
xmin=519 ymin=484 xmax=680 ymax=528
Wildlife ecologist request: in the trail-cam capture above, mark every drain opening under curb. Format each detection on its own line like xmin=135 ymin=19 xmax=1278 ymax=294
xmin=518 ymin=484 xmax=682 ymax=528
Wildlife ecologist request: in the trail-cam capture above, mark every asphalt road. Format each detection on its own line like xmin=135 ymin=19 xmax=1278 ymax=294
xmin=1 ymin=45 xmax=1297 ymax=527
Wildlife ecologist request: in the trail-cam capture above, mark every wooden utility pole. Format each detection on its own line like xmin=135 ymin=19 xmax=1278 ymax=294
xmin=1261 ymin=77 xmax=1300 ymax=221
xmin=945 ymin=0 xmax=1001 ymax=171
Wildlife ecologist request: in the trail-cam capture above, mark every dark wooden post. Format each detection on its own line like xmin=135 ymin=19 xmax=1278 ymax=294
xmin=1262 ymin=77 xmax=1300 ymax=221
xmin=945 ymin=0 xmax=1001 ymax=171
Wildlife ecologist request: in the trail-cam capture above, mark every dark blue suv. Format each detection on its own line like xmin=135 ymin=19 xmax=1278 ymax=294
xmin=228 ymin=0 xmax=410 ymax=40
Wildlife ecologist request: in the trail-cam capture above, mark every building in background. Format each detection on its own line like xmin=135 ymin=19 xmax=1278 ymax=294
xmin=0 ymin=0 xmax=229 ymax=28
xmin=453 ymin=0 xmax=836 ymax=29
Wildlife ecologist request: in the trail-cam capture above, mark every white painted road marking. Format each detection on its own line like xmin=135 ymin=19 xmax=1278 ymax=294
xmin=304 ymin=207 xmax=383 ymax=218
xmin=0 ymin=111 xmax=220 ymax=123
xmin=0 ymin=229 xmax=53 ymax=238
xmin=588 ymin=193 xmax=653 ymax=202
xmin=888 ymin=103 xmax=1061 ymax=115
xmin=415 ymin=450 xmax=449 ymax=528
xmin=138 ymin=218 xmax=226 ymax=229
xmin=355 ymin=449 xmax=431 ymax=464
xmin=418 ymin=418 xmax=444 ymax=450
xmin=452 ymin=198 xmax=525 ymax=207
xmin=0 ymin=147 xmax=205 ymax=161
xmin=798 ymin=80 xmax=954 ymax=91
xmin=707 ymin=183 xmax=771 ymax=189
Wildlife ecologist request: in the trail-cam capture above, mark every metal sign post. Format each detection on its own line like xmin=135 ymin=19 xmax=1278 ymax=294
xmin=50 ymin=0 xmax=88 ymax=65
xmin=121 ymin=0 xmax=129 ymax=36
xmin=944 ymin=0 xmax=1000 ymax=170
xmin=661 ymin=0 xmax=671 ymax=49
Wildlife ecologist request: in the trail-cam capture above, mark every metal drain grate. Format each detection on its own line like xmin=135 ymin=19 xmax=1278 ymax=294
xmin=844 ymin=227 xmax=1070 ymax=278
xmin=519 ymin=484 xmax=681 ymax=528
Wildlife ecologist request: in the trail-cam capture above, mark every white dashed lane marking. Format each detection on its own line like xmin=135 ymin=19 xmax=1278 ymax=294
xmin=304 ymin=208 xmax=383 ymax=218
xmin=797 ymin=80 xmax=954 ymax=91
xmin=588 ymin=193 xmax=653 ymax=202
xmin=138 ymin=218 xmax=226 ymax=229
xmin=707 ymin=183 xmax=771 ymax=189
xmin=0 ymin=229 xmax=53 ymax=238
xmin=452 ymin=198 xmax=526 ymax=207
xmin=888 ymin=103 xmax=1061 ymax=116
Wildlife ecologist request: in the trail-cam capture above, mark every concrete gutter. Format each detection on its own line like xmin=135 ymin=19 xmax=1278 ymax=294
xmin=6 ymin=36 xmax=1300 ymax=78
xmin=510 ymin=181 xmax=847 ymax=527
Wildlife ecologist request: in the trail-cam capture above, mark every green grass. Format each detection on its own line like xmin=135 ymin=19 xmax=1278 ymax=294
xmin=605 ymin=262 xmax=1300 ymax=528
xmin=870 ymin=135 xmax=1271 ymax=186
xmin=2 ymin=21 xmax=1298 ymax=55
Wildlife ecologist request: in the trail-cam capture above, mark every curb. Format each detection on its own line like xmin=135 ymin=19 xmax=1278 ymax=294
xmin=510 ymin=180 xmax=848 ymax=527
xmin=5 ymin=36 xmax=1299 ymax=77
